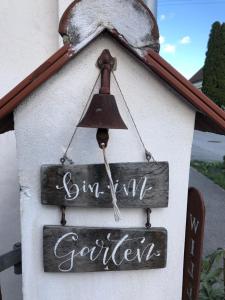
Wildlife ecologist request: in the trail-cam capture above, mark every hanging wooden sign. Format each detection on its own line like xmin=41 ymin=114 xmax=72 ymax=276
xmin=182 ymin=188 xmax=205 ymax=300
xmin=43 ymin=226 xmax=167 ymax=273
xmin=41 ymin=162 xmax=169 ymax=208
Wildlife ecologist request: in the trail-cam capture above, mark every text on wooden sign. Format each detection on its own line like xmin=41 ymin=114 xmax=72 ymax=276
xmin=41 ymin=162 xmax=169 ymax=208
xmin=182 ymin=188 xmax=205 ymax=300
xmin=43 ymin=226 xmax=167 ymax=273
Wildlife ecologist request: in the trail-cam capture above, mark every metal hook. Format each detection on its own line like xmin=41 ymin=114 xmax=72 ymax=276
xmin=60 ymin=155 xmax=74 ymax=165
xmin=145 ymin=208 xmax=152 ymax=229
xmin=60 ymin=157 xmax=66 ymax=165
xmin=145 ymin=150 xmax=152 ymax=162
xmin=60 ymin=206 xmax=67 ymax=226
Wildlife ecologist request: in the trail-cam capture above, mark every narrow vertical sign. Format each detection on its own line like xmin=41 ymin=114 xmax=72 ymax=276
xmin=182 ymin=187 xmax=205 ymax=300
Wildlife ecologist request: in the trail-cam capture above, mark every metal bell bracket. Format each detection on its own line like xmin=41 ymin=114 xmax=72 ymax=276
xmin=77 ymin=49 xmax=127 ymax=149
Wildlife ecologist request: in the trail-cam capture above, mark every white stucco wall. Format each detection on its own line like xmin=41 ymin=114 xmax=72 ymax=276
xmin=0 ymin=0 xmax=59 ymax=97
xmin=59 ymin=0 xmax=72 ymax=19
xmin=1 ymin=1 xmax=159 ymax=298
xmin=193 ymin=81 xmax=203 ymax=90
xmin=0 ymin=132 xmax=21 ymax=300
xmin=0 ymin=1 xmax=58 ymax=299
xmin=14 ymin=35 xmax=195 ymax=300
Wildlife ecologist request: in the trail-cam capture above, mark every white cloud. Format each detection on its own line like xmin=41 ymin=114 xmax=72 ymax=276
xmin=160 ymin=13 xmax=175 ymax=22
xmin=163 ymin=44 xmax=176 ymax=54
xmin=160 ymin=14 xmax=166 ymax=21
xmin=159 ymin=35 xmax=165 ymax=44
xmin=180 ymin=36 xmax=191 ymax=45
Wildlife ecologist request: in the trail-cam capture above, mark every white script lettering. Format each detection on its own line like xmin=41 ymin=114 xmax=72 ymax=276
xmin=56 ymin=172 xmax=153 ymax=201
xmin=190 ymin=214 xmax=199 ymax=234
xmin=54 ymin=232 xmax=160 ymax=272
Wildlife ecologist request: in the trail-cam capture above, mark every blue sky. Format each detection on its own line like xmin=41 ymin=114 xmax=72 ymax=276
xmin=158 ymin=0 xmax=225 ymax=79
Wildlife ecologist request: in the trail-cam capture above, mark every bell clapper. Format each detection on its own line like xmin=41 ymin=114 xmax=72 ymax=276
xmin=97 ymin=128 xmax=109 ymax=149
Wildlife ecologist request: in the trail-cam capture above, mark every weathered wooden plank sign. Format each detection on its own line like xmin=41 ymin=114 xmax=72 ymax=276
xmin=43 ymin=226 xmax=167 ymax=273
xmin=41 ymin=162 xmax=169 ymax=208
xmin=182 ymin=188 xmax=205 ymax=300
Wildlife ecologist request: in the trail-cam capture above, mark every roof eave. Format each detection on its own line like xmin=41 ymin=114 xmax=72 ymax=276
xmin=0 ymin=32 xmax=225 ymax=135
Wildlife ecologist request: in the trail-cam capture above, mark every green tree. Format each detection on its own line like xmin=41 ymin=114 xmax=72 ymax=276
xmin=202 ymin=22 xmax=225 ymax=109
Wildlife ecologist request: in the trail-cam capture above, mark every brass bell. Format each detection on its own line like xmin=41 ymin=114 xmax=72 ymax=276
xmin=77 ymin=49 xmax=127 ymax=148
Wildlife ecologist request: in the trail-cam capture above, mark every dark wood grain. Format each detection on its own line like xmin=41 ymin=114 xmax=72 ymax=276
xmin=182 ymin=188 xmax=205 ymax=300
xmin=43 ymin=226 xmax=167 ymax=273
xmin=41 ymin=162 xmax=169 ymax=208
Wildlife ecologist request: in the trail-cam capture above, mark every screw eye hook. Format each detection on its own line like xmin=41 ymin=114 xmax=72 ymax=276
xmin=61 ymin=206 xmax=67 ymax=226
xmin=145 ymin=208 xmax=152 ymax=229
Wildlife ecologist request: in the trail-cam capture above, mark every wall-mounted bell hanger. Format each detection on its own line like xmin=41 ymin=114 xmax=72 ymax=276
xmin=77 ymin=49 xmax=127 ymax=148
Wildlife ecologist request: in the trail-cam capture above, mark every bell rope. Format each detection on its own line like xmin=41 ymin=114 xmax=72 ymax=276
xmin=101 ymin=144 xmax=121 ymax=222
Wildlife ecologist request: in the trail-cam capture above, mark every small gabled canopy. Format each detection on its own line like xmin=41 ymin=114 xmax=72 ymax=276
xmin=0 ymin=0 xmax=225 ymax=135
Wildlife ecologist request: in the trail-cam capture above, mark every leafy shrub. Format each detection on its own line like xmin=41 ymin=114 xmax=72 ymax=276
xmin=199 ymin=249 xmax=224 ymax=300
xmin=191 ymin=160 xmax=225 ymax=190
